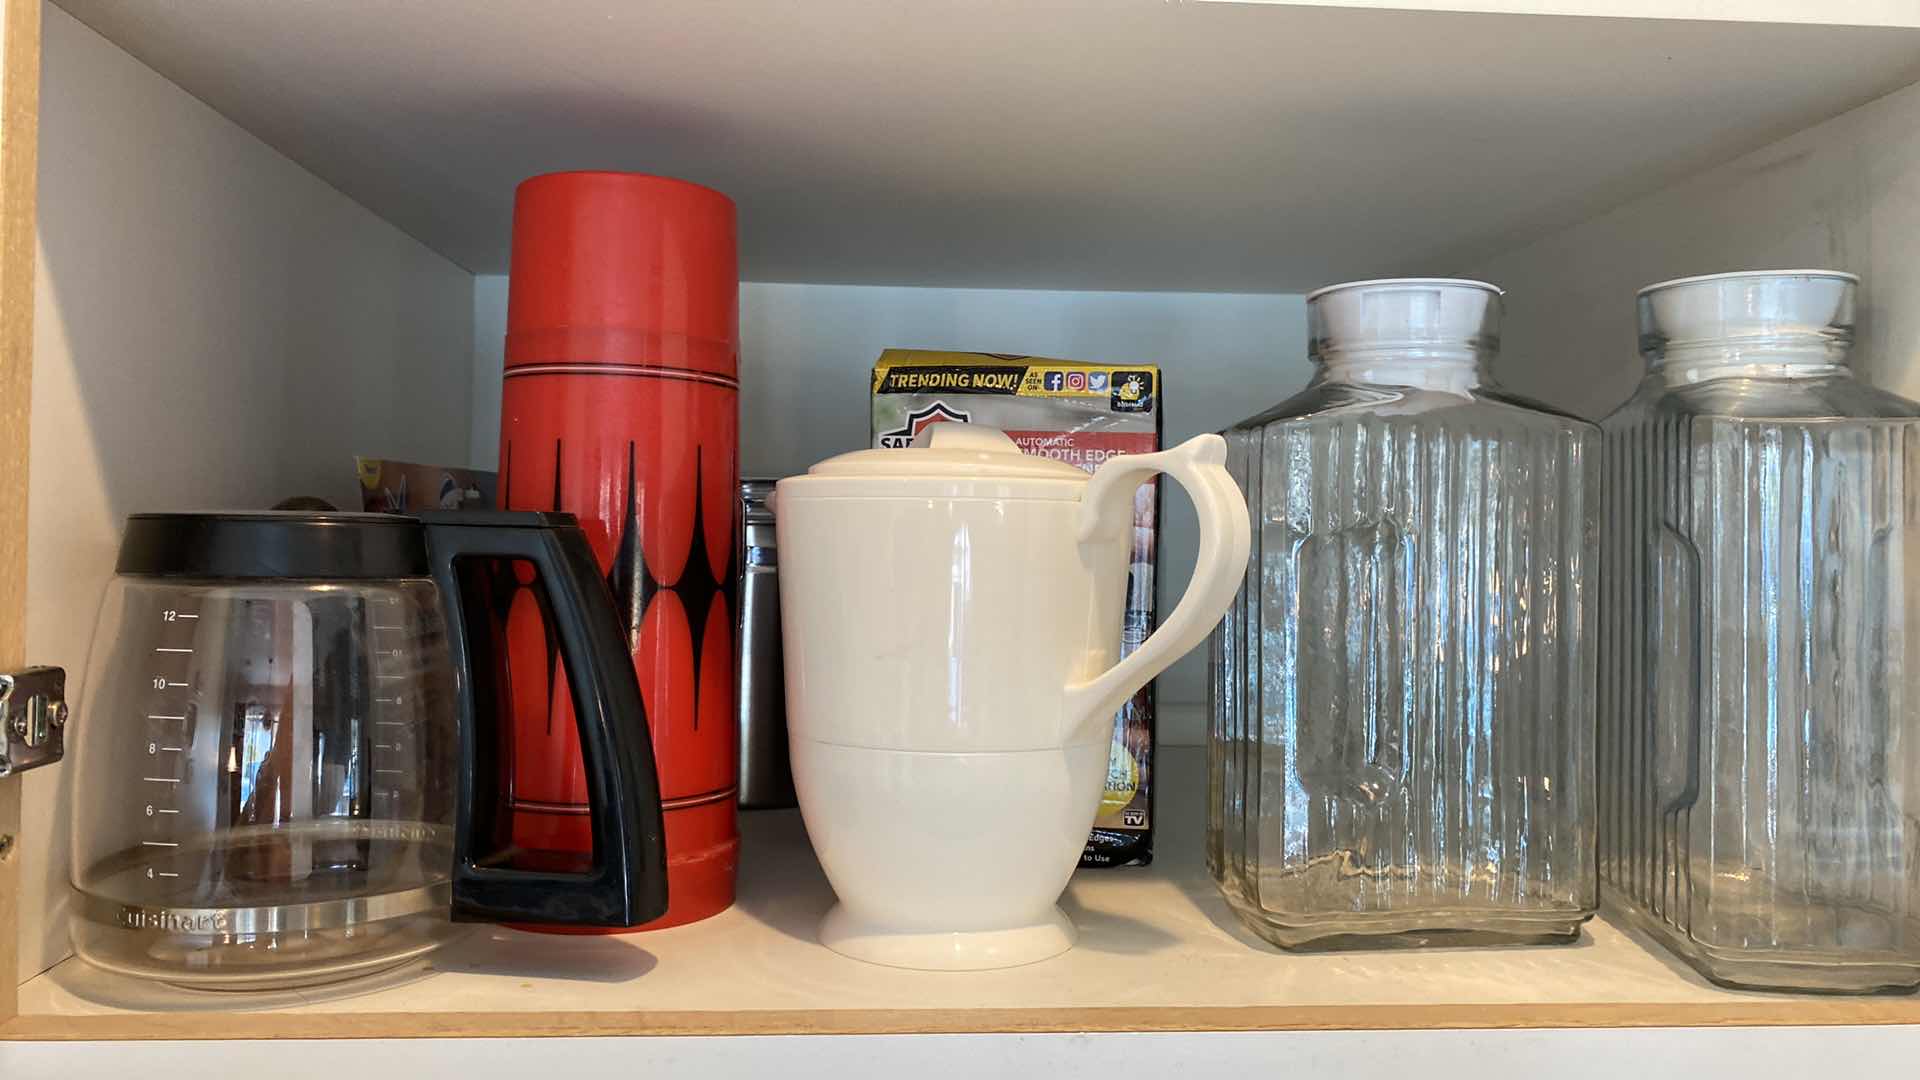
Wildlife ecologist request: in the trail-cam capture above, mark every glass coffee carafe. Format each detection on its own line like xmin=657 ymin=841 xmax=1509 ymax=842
xmin=69 ymin=510 xmax=667 ymax=988
xmin=1599 ymin=270 xmax=1920 ymax=992
xmin=1209 ymin=278 xmax=1599 ymax=949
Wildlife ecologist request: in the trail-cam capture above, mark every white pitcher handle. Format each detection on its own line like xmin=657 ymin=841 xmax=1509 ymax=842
xmin=1063 ymin=433 xmax=1250 ymax=744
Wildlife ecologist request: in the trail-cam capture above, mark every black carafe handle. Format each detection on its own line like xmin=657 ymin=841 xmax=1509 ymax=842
xmin=420 ymin=510 xmax=668 ymax=927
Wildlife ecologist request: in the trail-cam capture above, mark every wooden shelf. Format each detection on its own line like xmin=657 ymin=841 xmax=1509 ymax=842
xmin=6 ymin=747 xmax=1918 ymax=1041
xmin=48 ymin=0 xmax=1920 ymax=292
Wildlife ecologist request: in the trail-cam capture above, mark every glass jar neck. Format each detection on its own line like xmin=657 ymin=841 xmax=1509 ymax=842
xmin=1305 ymin=278 xmax=1504 ymax=396
xmin=1313 ymin=345 xmax=1493 ymax=394
xmin=1647 ymin=337 xmax=1851 ymax=385
xmin=1637 ymin=271 xmax=1857 ymax=387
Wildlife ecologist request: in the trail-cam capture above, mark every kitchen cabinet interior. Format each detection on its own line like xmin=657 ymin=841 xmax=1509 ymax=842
xmin=7 ymin=0 xmax=1920 ymax=1070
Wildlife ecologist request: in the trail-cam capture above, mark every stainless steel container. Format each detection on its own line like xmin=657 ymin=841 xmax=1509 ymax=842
xmin=737 ymin=479 xmax=794 ymax=808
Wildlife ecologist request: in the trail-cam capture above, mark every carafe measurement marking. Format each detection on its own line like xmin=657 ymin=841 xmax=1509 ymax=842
xmin=366 ymin=598 xmax=416 ymax=815
xmin=142 ymin=605 xmax=198 ymax=889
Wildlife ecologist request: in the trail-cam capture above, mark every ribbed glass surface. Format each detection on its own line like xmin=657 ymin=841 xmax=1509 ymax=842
xmin=1599 ymin=387 xmax=1920 ymax=991
xmin=1209 ymin=280 xmax=1599 ymax=949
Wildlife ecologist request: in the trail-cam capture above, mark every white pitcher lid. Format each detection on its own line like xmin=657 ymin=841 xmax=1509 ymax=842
xmin=807 ymin=423 xmax=1089 ymax=480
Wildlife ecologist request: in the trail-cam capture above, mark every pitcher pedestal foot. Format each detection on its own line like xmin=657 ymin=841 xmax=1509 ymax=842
xmin=818 ymin=904 xmax=1077 ymax=971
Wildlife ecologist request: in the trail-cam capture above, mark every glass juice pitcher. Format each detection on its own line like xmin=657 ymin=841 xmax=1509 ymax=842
xmin=1209 ymin=278 xmax=1600 ymax=949
xmin=1599 ymin=270 xmax=1920 ymax=992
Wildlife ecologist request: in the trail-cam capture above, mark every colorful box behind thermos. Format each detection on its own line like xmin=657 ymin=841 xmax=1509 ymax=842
xmin=871 ymin=349 xmax=1161 ymax=866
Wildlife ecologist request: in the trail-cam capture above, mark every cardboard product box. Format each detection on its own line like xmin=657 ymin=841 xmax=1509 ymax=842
xmin=871 ymin=349 xmax=1161 ymax=867
xmin=356 ymin=457 xmax=497 ymax=513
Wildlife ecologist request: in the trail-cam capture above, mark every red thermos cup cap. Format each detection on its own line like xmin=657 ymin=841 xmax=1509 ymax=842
xmin=505 ymin=171 xmax=738 ymax=376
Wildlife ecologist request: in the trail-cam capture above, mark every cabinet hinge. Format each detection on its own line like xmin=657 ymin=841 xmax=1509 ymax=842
xmin=0 ymin=665 xmax=66 ymax=777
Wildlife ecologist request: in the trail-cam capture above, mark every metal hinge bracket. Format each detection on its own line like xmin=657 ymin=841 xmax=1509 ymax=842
xmin=0 ymin=665 xmax=66 ymax=777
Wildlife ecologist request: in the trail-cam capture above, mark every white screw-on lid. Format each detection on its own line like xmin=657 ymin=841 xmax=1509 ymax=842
xmin=1307 ymin=278 xmax=1503 ymax=355
xmin=805 ymin=423 xmax=1089 ymax=481
xmin=1638 ymin=269 xmax=1856 ymax=347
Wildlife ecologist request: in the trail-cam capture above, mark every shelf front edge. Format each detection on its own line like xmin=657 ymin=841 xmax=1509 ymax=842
xmin=6 ymin=1000 xmax=1920 ymax=1041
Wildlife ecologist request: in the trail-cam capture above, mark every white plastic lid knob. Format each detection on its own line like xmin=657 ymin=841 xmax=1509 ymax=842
xmin=805 ymin=422 xmax=1089 ymax=480
xmin=1638 ymin=269 xmax=1856 ymax=349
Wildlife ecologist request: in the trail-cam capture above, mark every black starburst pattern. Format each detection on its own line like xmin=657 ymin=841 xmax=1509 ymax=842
xmin=503 ymin=436 xmax=736 ymax=739
xmin=607 ymin=443 xmax=734 ymax=730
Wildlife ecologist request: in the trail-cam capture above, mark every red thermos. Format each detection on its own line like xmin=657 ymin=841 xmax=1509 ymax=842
xmin=499 ymin=172 xmax=739 ymax=929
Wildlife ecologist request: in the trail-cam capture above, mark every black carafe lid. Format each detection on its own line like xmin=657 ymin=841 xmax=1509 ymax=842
xmin=115 ymin=510 xmax=579 ymax=579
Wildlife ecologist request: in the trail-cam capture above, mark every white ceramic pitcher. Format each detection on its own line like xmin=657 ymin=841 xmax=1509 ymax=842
xmin=774 ymin=424 xmax=1250 ymax=970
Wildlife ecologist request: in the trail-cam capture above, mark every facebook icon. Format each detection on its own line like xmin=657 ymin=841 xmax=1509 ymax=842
xmin=1043 ymin=371 xmax=1065 ymax=392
